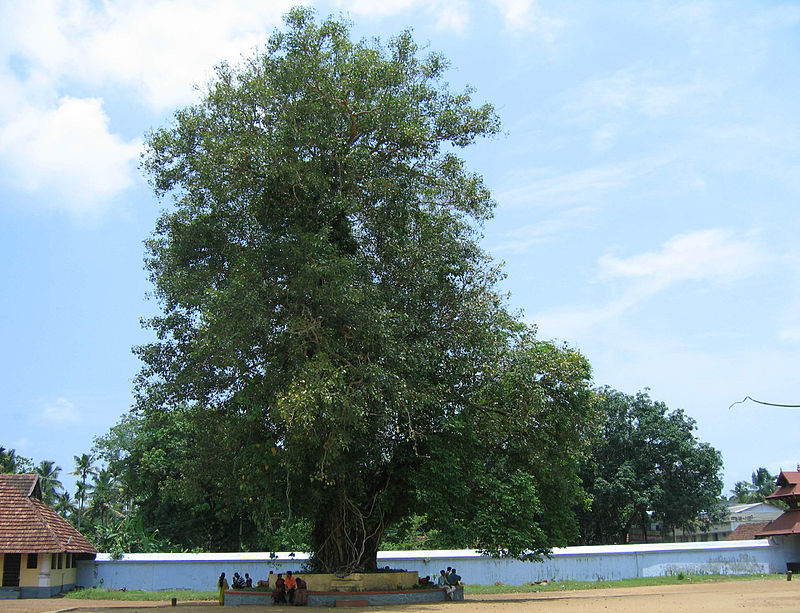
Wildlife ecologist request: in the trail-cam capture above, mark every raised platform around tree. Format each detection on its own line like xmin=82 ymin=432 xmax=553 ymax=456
xmin=224 ymin=585 xmax=463 ymax=606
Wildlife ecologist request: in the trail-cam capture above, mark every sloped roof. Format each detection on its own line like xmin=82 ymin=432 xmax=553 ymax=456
xmin=727 ymin=522 xmax=770 ymax=540
xmin=755 ymin=509 xmax=800 ymax=538
xmin=0 ymin=474 xmax=97 ymax=554
xmin=766 ymin=471 xmax=800 ymax=500
xmin=727 ymin=502 xmax=781 ymax=514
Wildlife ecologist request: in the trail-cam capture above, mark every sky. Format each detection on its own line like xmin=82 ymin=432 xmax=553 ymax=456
xmin=2 ymin=0 xmax=799 ymax=499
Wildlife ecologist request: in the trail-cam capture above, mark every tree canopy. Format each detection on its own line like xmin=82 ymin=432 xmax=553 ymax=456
xmin=576 ymin=388 xmax=725 ymax=544
xmin=134 ymin=7 xmax=597 ymax=572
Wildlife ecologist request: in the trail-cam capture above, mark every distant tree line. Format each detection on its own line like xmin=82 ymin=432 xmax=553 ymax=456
xmin=0 ymin=446 xmax=172 ymax=555
xmin=2 ymin=382 xmax=737 ymax=554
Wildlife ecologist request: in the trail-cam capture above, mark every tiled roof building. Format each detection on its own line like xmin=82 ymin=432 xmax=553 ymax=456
xmin=0 ymin=473 xmax=96 ymax=599
xmin=756 ymin=470 xmax=800 ymax=538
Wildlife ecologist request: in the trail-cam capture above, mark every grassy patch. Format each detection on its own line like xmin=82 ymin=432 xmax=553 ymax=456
xmin=64 ymin=587 xmax=218 ymax=601
xmin=465 ymin=573 xmax=783 ymax=594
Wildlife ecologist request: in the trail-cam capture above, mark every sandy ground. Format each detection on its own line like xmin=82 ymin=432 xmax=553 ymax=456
xmin=3 ymin=579 xmax=799 ymax=613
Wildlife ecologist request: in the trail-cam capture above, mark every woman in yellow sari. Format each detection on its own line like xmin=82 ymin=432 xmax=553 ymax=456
xmin=217 ymin=572 xmax=229 ymax=606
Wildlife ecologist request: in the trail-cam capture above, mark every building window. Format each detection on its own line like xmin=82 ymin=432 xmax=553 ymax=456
xmin=52 ymin=553 xmax=57 ymax=569
xmin=57 ymin=553 xmax=63 ymax=569
xmin=66 ymin=553 xmax=71 ymax=568
xmin=26 ymin=553 xmax=38 ymax=569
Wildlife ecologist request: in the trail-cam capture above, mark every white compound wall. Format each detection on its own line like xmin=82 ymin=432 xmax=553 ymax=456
xmin=76 ymin=537 xmax=800 ymax=591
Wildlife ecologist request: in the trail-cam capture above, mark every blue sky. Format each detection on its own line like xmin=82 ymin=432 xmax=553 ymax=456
xmin=2 ymin=0 xmax=799 ymax=498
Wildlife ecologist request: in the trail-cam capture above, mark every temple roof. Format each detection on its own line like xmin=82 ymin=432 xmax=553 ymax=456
xmin=0 ymin=474 xmax=97 ymax=554
xmin=765 ymin=471 xmax=800 ymax=501
xmin=755 ymin=509 xmax=800 ymax=538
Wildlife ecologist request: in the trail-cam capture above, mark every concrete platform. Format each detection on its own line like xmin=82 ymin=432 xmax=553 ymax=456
xmin=223 ymin=586 xmax=464 ymax=606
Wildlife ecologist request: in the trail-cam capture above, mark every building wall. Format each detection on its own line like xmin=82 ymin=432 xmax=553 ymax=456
xmin=19 ymin=554 xmax=40 ymax=588
xmin=0 ymin=553 xmax=78 ymax=598
xmin=75 ymin=539 xmax=799 ymax=591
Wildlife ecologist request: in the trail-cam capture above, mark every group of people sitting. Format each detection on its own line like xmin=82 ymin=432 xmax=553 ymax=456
xmin=230 ymin=572 xmax=252 ymax=589
xmin=271 ymin=570 xmax=308 ymax=605
xmin=215 ymin=569 xmax=308 ymax=606
xmin=217 ymin=565 xmax=460 ymax=605
xmin=437 ymin=567 xmax=461 ymax=599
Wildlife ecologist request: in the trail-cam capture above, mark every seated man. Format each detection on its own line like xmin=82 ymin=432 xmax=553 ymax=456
xmin=284 ymin=570 xmax=297 ymax=604
xmin=232 ymin=572 xmax=245 ymax=589
xmin=437 ymin=570 xmax=455 ymax=600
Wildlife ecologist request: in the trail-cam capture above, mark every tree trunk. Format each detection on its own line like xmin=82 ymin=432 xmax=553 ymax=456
xmin=310 ymin=497 xmax=385 ymax=573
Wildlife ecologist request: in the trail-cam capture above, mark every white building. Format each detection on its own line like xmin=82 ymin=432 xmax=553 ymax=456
xmin=674 ymin=502 xmax=783 ymax=542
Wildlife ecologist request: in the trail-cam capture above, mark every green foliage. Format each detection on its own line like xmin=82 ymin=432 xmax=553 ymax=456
xmin=35 ymin=460 xmax=64 ymax=506
xmin=128 ymin=7 xmax=597 ymax=571
xmin=93 ymin=410 xmax=309 ymax=552
xmin=729 ymin=467 xmax=777 ymax=503
xmin=380 ymin=514 xmax=442 ymax=550
xmin=0 ymin=446 xmax=33 ymax=473
xmin=577 ymin=388 xmax=725 ymax=544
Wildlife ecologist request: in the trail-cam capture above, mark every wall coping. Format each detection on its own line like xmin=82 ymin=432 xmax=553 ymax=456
xmin=90 ymin=540 xmax=771 ymax=564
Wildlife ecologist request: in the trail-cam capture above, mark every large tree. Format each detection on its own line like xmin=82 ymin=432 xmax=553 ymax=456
xmin=576 ymin=388 xmax=725 ymax=544
xmin=136 ymin=7 xmax=596 ymax=572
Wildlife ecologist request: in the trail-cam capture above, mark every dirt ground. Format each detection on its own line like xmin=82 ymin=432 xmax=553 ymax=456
xmin=4 ymin=579 xmax=799 ymax=613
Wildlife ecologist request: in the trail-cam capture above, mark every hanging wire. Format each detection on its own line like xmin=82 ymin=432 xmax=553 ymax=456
xmin=728 ymin=396 xmax=800 ymax=410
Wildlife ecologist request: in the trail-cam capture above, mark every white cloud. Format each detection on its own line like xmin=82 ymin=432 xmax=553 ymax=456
xmin=534 ymin=228 xmax=767 ymax=339
xmin=338 ymin=0 xmax=561 ymax=35
xmin=2 ymin=0 xmax=297 ymax=113
xmin=778 ymin=327 xmax=800 ymax=343
xmin=432 ymin=0 xmax=470 ymax=32
xmin=489 ymin=0 xmax=563 ymax=37
xmin=41 ymin=397 xmax=82 ymax=425
xmin=496 ymin=162 xmax=640 ymax=208
xmin=493 ymin=206 xmax=594 ymax=252
xmin=0 ymin=0 xmax=298 ymax=214
xmin=590 ymin=123 xmax=619 ymax=152
xmin=596 ymin=228 xmax=765 ymax=288
xmin=336 ymin=0 xmax=421 ymax=18
xmin=570 ymin=69 xmax=720 ymax=120
xmin=0 ymin=96 xmax=141 ymax=217
xmin=337 ymin=0 xmax=470 ymax=32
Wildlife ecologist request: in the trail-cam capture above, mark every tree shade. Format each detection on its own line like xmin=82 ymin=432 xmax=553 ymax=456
xmin=135 ymin=7 xmax=597 ymax=572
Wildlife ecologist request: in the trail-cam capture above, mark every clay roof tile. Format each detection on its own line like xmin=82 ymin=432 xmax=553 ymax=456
xmin=0 ymin=473 xmax=97 ymax=555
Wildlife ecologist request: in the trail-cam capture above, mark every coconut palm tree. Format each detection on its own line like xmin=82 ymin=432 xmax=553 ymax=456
xmin=72 ymin=453 xmax=96 ymax=529
xmin=0 ymin=446 xmax=32 ymax=473
xmin=54 ymin=491 xmax=77 ymax=519
xmin=729 ymin=467 xmax=777 ymax=503
xmin=35 ymin=460 xmax=63 ymax=506
xmin=88 ymin=468 xmax=121 ymax=527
